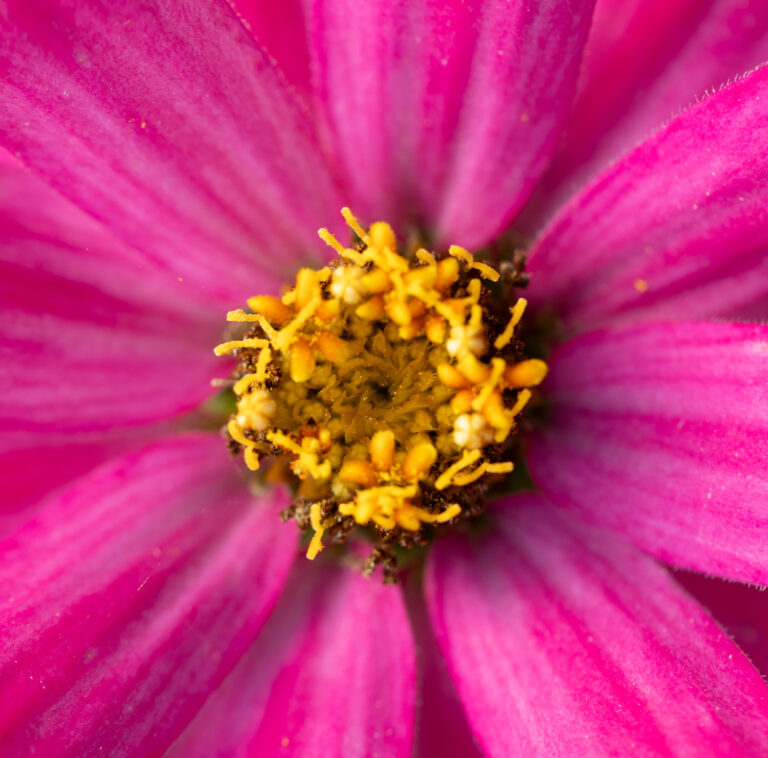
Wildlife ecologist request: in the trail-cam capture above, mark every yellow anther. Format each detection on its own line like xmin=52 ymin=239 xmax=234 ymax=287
xmin=254 ymin=345 xmax=272 ymax=383
xmin=415 ymin=248 xmax=436 ymax=266
xmin=318 ymin=228 xmax=345 ymax=254
xmin=295 ymin=268 xmax=321 ymax=310
xmin=450 ymin=389 xmax=474 ymax=414
xmin=341 ymin=207 xmax=369 ymax=243
xmin=268 ymin=432 xmax=332 ymax=481
xmin=494 ymin=298 xmax=528 ymax=350
xmin=425 ymin=314 xmax=447 ymax=344
xmin=434 ymin=257 xmax=460 ymax=292
xmin=470 ymin=261 xmax=500 ymax=282
xmin=458 ymin=353 xmax=490 ymax=384
xmin=361 ymin=268 xmax=391 ymax=294
xmin=217 ymin=209 xmax=539 ymax=570
xmin=290 ymin=337 xmax=316 ymax=383
xmin=401 ymin=442 xmax=438 ymax=481
xmin=504 ymin=358 xmax=548 ymax=388
xmin=370 ymin=430 xmax=395 ymax=471
xmin=437 ymin=363 xmax=472 ymax=389
xmin=339 ymin=459 xmax=378 ymax=487
xmin=232 ymin=373 xmax=260 ymax=396
xmin=315 ymin=298 xmax=341 ymax=323
xmin=228 ymin=419 xmax=254 ymax=447
xmin=270 ymin=294 xmax=321 ymax=352
xmin=472 ymin=357 xmax=507 ymax=411
xmin=307 ymin=502 xmax=332 ymax=560
xmin=509 ymin=388 xmax=532 ymax=417
xmin=399 ymin=320 xmax=424 ymax=340
xmin=368 ymin=221 xmax=397 ymax=252
xmin=246 ymin=295 xmax=294 ymax=324
xmin=482 ymin=391 xmax=512 ymax=438
xmin=452 ymin=460 xmax=513 ymax=487
xmin=315 ymin=331 xmax=351 ymax=364
xmin=448 ymin=244 xmax=473 ymax=264
xmin=356 ymin=295 xmax=386 ymax=321
xmin=244 ymin=446 xmax=261 ymax=471
xmin=385 ymin=299 xmax=413 ymax=327
xmin=226 ymin=309 xmax=262 ymax=322
xmin=213 ymin=338 xmax=269 ymax=356
xmin=484 ymin=462 xmax=515 ymax=474
xmin=435 ymin=449 xmax=482 ymax=490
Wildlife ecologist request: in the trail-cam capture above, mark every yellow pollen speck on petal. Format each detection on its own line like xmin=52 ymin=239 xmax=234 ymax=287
xmin=214 ymin=208 xmax=545 ymax=577
xmin=634 ymin=278 xmax=649 ymax=292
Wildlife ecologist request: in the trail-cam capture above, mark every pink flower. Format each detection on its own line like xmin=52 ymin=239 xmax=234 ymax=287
xmin=2 ymin=0 xmax=768 ymax=755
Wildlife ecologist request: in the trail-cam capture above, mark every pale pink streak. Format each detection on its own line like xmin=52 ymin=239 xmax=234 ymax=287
xmin=0 ymin=435 xmax=296 ymax=756
xmin=0 ymin=0 xmax=345 ymax=306
xmin=528 ymin=64 xmax=768 ymax=334
xmin=305 ymin=0 xmax=594 ymax=248
xmin=168 ymin=559 xmax=415 ymax=758
xmin=528 ymin=321 xmax=768 ymax=585
xmin=426 ymin=496 xmax=768 ymax=757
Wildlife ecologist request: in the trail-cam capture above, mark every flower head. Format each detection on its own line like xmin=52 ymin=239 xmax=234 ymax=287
xmin=3 ymin=1 xmax=768 ymax=756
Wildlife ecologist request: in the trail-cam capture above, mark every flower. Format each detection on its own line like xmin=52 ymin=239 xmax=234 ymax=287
xmin=2 ymin=1 xmax=768 ymax=756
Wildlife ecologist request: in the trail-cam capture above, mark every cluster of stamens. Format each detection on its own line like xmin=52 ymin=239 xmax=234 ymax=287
xmin=215 ymin=209 xmax=546 ymax=579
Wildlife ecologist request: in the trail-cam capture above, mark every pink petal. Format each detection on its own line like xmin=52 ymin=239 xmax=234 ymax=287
xmin=168 ymin=559 xmax=415 ymax=758
xmin=305 ymin=0 xmax=595 ymax=247
xmin=528 ymin=64 xmax=768 ymax=334
xmin=528 ymin=321 xmax=768 ymax=584
xmin=0 ymin=0 xmax=344 ymax=306
xmin=535 ymin=0 xmax=768 ymax=222
xmin=0 ymin=435 xmax=296 ymax=756
xmin=404 ymin=574 xmax=483 ymax=758
xmin=229 ymin=0 xmax=312 ymax=100
xmin=426 ymin=495 xmax=768 ymax=756
xmin=674 ymin=569 xmax=768 ymax=678
xmin=0 ymin=158 xmax=223 ymax=517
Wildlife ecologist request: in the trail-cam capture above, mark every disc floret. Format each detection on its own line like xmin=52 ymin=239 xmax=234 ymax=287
xmin=215 ymin=209 xmax=547 ymax=578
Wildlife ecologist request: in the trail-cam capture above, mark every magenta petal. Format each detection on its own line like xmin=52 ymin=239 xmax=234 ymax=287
xmin=528 ymin=64 xmax=768 ymax=333
xmin=0 ymin=158 xmax=224 ymax=517
xmin=230 ymin=0 xmax=312 ymax=100
xmin=0 ymin=435 xmax=295 ymax=756
xmin=536 ymin=0 xmax=768 ymax=220
xmin=528 ymin=321 xmax=768 ymax=584
xmin=0 ymin=0 xmax=343 ymax=305
xmin=674 ymin=569 xmax=768 ymax=678
xmin=168 ymin=560 xmax=415 ymax=758
xmin=306 ymin=0 xmax=595 ymax=247
xmin=426 ymin=496 xmax=768 ymax=757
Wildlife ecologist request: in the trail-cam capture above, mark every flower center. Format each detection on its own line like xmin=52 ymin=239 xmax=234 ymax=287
xmin=214 ymin=209 xmax=547 ymax=580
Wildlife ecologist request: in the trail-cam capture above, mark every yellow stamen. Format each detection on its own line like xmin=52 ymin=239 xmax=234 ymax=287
xmin=318 ymin=228 xmax=345 ymax=254
xmin=370 ymin=430 xmax=395 ymax=472
xmin=290 ymin=337 xmax=316 ymax=382
xmin=494 ymin=298 xmax=528 ymax=349
xmin=246 ymin=295 xmax=294 ymax=324
xmin=341 ymin=206 xmax=369 ymax=244
xmin=215 ymin=208 xmax=546 ymax=575
xmin=504 ymin=358 xmax=549 ymax=388
xmin=213 ymin=338 xmax=269 ymax=356
xmin=435 ymin=449 xmax=482 ymax=490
